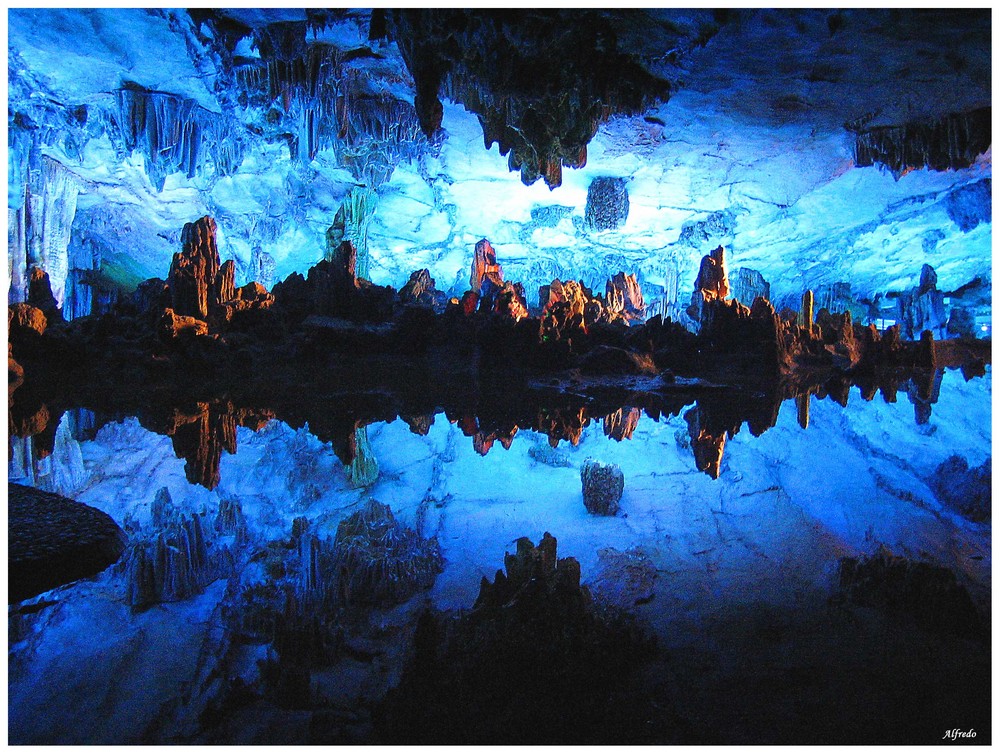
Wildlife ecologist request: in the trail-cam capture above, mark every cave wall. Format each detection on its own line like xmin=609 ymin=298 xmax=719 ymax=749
xmin=6 ymin=8 xmax=992 ymax=324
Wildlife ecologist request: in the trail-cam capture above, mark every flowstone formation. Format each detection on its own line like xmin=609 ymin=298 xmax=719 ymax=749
xmin=376 ymin=533 xmax=663 ymax=744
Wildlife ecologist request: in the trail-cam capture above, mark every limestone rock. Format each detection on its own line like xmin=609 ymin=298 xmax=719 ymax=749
xmin=684 ymin=405 xmax=726 ymax=479
xmin=399 ymin=268 xmax=447 ymax=311
xmin=158 ymin=307 xmax=209 ymax=340
xmin=581 ymin=459 xmax=624 ymax=515
xmin=8 ymin=303 xmax=48 ymax=339
xmin=470 ymin=238 xmax=505 ymax=307
xmin=730 ymin=267 xmax=770 ymax=307
xmin=132 ymin=277 xmax=170 ymax=317
xmin=588 ymin=547 xmax=657 ymax=608
xmin=578 ymin=345 xmax=657 ymax=376
xmin=898 ymin=263 xmax=947 ymax=339
xmin=603 ymin=407 xmax=642 ymax=441
xmin=27 ymin=267 xmax=62 ymax=321
xmin=931 ymin=455 xmax=991 ymax=523
xmin=169 ymin=216 xmax=221 ymax=319
xmin=332 ymin=498 xmax=442 ymax=607
xmin=9 ymin=483 xmax=127 ymax=603
xmin=694 ymin=245 xmax=730 ymax=302
xmin=838 ymin=546 xmax=986 ymax=639
xmin=124 ymin=513 xmax=214 ymax=607
xmin=585 ymin=177 xmax=630 ymax=231
xmin=605 ymin=271 xmax=645 ymax=322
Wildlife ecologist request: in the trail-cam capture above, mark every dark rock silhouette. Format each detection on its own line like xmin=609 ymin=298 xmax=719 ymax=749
xmin=9 ymin=483 xmax=127 ymax=603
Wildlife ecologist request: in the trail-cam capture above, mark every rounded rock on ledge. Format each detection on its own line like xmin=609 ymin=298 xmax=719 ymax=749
xmin=9 ymin=483 xmax=127 ymax=604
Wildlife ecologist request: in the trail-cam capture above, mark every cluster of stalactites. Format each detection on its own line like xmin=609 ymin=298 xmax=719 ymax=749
xmin=114 ymin=84 xmax=246 ymax=191
xmin=383 ymin=9 xmax=672 ymax=188
xmin=853 ymin=106 xmax=991 ymax=177
xmin=231 ymin=43 xmax=426 ymax=185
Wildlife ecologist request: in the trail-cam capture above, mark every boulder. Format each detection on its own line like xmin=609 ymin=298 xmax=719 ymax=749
xmin=8 ymin=303 xmax=48 ymax=339
xmin=581 ymin=459 xmax=624 ymax=515
xmin=588 ymin=546 xmax=657 ymax=607
xmin=9 ymin=483 xmax=127 ymax=603
xmin=159 ymin=308 xmax=209 ymax=340
xmin=585 ymin=177 xmax=630 ymax=231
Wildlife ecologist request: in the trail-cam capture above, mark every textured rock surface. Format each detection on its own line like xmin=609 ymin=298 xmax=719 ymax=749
xmin=6 ymin=9 xmax=990 ymax=327
xmin=9 ymin=483 xmax=127 ymax=603
xmin=580 ymin=459 xmax=625 ymax=515
xmin=585 ymin=177 xmax=630 ymax=231
xmin=930 ymin=455 xmax=991 ymax=523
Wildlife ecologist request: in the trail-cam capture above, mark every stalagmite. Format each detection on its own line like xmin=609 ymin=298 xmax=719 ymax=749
xmin=799 ymin=289 xmax=814 ymax=334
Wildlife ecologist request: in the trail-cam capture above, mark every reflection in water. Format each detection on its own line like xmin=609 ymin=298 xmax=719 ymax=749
xmin=7 ymin=366 xmax=992 ymax=744
xmin=7 ymin=366 xmax=971 ymax=489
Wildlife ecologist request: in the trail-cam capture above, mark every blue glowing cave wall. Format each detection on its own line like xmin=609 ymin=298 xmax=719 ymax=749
xmin=7 ymin=8 xmax=992 ymax=330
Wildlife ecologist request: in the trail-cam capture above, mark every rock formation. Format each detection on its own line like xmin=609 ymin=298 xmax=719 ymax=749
xmin=897 ymin=264 xmax=947 ymax=340
xmin=852 ymin=106 xmax=991 ymax=175
xmin=326 ymin=186 xmax=379 ymax=280
xmin=169 ymin=216 xmax=225 ymax=320
xmin=9 ymin=483 xmax=127 ymax=603
xmin=399 ymin=268 xmax=447 ymax=311
xmin=27 ymin=267 xmax=62 ymax=322
xmin=930 ymin=455 xmax=991 ymax=523
xmin=605 ymin=271 xmax=645 ymax=323
xmin=376 ymin=532 xmax=659 ymax=743
xmin=837 ymin=546 xmax=986 ymax=640
xmin=470 ymin=238 xmax=504 ymax=297
xmin=585 ymin=177 xmax=630 ymax=231
xmin=729 ymin=267 xmax=770 ymax=308
xmin=581 ymin=459 xmax=625 ymax=515
xmin=332 ymin=498 xmax=442 ymax=607
xmin=124 ymin=512 xmax=218 ymax=608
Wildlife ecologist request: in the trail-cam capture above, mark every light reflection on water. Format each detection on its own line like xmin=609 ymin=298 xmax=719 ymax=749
xmin=7 ymin=367 xmax=991 ymax=744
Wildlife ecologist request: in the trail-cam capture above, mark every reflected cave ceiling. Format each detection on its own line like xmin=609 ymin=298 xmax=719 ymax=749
xmin=7 ymin=8 xmax=993 ymax=316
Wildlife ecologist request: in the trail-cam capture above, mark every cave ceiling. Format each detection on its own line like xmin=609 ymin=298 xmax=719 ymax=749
xmin=7 ymin=8 xmax=993 ymax=314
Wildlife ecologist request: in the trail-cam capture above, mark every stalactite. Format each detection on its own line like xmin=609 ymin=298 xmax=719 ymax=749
xmin=234 ymin=46 xmax=427 ymax=183
xmin=114 ymin=84 xmax=246 ymax=190
xmin=853 ymin=107 xmax=991 ymax=176
xmin=325 ymin=186 xmax=378 ymax=279
xmin=9 ymin=156 xmax=80 ymax=309
xmin=346 ymin=426 xmax=380 ymax=488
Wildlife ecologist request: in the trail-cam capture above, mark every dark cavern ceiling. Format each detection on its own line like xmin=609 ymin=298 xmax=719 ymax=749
xmin=7 ymin=7 xmax=993 ymax=321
